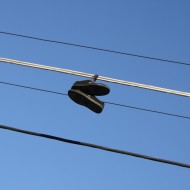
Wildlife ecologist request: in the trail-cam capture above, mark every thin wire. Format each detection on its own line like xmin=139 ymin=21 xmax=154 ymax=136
xmin=1 ymin=81 xmax=189 ymax=120
xmin=1 ymin=57 xmax=190 ymax=97
xmin=0 ymin=124 xmax=190 ymax=169
xmin=0 ymin=31 xmax=189 ymax=66
xmin=0 ymin=81 xmax=67 ymax=96
xmin=104 ymin=101 xmax=190 ymax=120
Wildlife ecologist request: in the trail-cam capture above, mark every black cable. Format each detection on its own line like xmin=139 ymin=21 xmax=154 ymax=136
xmin=0 ymin=31 xmax=189 ymax=66
xmin=0 ymin=81 xmax=189 ymax=120
xmin=104 ymin=101 xmax=190 ymax=120
xmin=0 ymin=124 xmax=189 ymax=169
xmin=0 ymin=81 xmax=67 ymax=96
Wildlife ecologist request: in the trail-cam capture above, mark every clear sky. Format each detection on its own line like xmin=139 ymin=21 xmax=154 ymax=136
xmin=0 ymin=0 xmax=190 ymax=189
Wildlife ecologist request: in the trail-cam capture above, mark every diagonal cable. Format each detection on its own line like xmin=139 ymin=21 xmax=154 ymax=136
xmin=0 ymin=31 xmax=190 ymax=66
xmin=0 ymin=81 xmax=189 ymax=120
xmin=0 ymin=124 xmax=190 ymax=169
xmin=0 ymin=57 xmax=190 ymax=97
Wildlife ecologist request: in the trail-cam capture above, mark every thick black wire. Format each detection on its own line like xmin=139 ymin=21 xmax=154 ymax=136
xmin=0 ymin=81 xmax=189 ymax=120
xmin=0 ymin=124 xmax=190 ymax=169
xmin=0 ymin=31 xmax=189 ymax=66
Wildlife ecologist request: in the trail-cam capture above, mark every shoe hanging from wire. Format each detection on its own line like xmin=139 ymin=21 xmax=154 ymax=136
xmin=68 ymin=75 xmax=110 ymax=113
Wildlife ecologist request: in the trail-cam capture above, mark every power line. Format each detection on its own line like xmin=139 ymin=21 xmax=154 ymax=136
xmin=0 ymin=31 xmax=189 ymax=66
xmin=0 ymin=124 xmax=189 ymax=169
xmin=104 ymin=101 xmax=190 ymax=120
xmin=0 ymin=81 xmax=67 ymax=96
xmin=1 ymin=81 xmax=189 ymax=120
xmin=1 ymin=57 xmax=190 ymax=97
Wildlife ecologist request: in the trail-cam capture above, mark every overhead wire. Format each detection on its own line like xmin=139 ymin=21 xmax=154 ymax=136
xmin=1 ymin=57 xmax=190 ymax=97
xmin=0 ymin=81 xmax=67 ymax=96
xmin=0 ymin=31 xmax=190 ymax=66
xmin=104 ymin=101 xmax=190 ymax=120
xmin=0 ymin=124 xmax=190 ymax=169
xmin=1 ymin=81 xmax=189 ymax=120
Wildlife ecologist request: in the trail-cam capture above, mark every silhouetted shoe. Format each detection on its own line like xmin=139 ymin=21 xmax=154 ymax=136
xmin=68 ymin=89 xmax=104 ymax=113
xmin=71 ymin=80 xmax=110 ymax=96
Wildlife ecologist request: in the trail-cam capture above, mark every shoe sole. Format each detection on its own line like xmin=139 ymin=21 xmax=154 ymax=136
xmin=68 ymin=89 xmax=104 ymax=113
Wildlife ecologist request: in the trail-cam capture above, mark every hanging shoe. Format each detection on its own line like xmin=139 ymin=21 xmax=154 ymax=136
xmin=68 ymin=89 xmax=104 ymax=113
xmin=71 ymin=80 xmax=110 ymax=96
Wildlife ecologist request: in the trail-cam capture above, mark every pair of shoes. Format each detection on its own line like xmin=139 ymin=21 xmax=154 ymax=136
xmin=68 ymin=80 xmax=110 ymax=113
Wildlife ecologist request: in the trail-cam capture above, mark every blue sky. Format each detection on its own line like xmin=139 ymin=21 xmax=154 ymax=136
xmin=0 ymin=0 xmax=190 ymax=189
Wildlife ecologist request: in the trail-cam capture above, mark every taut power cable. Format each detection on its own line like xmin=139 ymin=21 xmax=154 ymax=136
xmin=0 ymin=81 xmax=189 ymax=120
xmin=0 ymin=31 xmax=189 ymax=66
xmin=0 ymin=124 xmax=190 ymax=169
xmin=0 ymin=58 xmax=190 ymax=97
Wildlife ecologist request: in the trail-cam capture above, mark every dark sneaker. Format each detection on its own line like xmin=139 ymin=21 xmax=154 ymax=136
xmin=68 ymin=89 xmax=104 ymax=113
xmin=71 ymin=80 xmax=110 ymax=96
